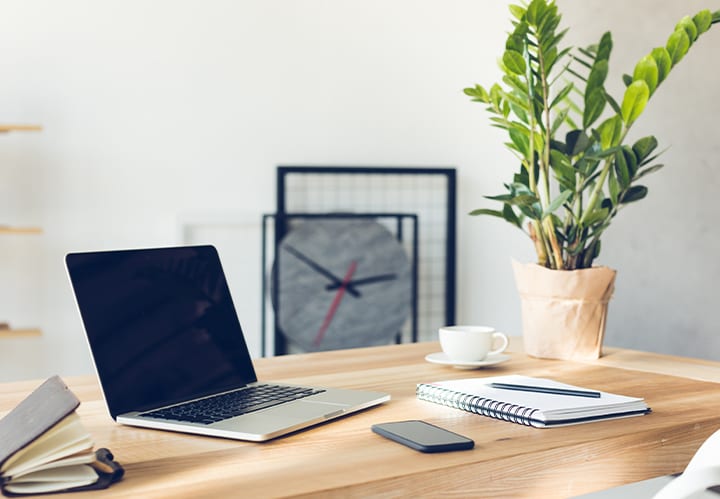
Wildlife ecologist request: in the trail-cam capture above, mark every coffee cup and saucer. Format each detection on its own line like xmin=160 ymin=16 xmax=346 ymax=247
xmin=425 ymin=325 xmax=511 ymax=369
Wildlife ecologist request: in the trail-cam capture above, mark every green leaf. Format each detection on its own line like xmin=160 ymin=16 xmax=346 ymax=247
xmin=614 ymin=149 xmax=631 ymax=188
xmin=632 ymin=55 xmax=659 ymax=95
xmin=464 ymin=85 xmax=490 ymax=103
xmin=596 ymin=115 xmax=624 ymax=149
xmin=583 ymin=207 xmax=609 ymax=226
xmin=506 ymin=33 xmax=525 ymax=53
xmin=503 ymin=74 xmax=529 ymax=95
xmin=550 ymin=107 xmax=570 ymax=135
xmin=502 ymin=89 xmax=531 ymax=113
xmin=537 ymin=2 xmax=558 ymax=30
xmin=583 ymin=88 xmax=606 ymax=129
xmin=676 ymin=16 xmax=698 ymax=42
xmin=566 ymin=129 xmax=591 ymax=156
xmin=489 ymin=84 xmax=502 ymax=109
xmin=518 ymin=203 xmax=542 ymax=220
xmin=513 ymin=167 xmax=530 ymax=187
xmin=596 ymin=32 xmax=613 ymax=61
xmin=620 ymin=185 xmax=648 ymax=204
xmin=550 ymin=139 xmax=567 ymax=154
xmin=573 ymin=54 xmax=593 ymax=71
xmin=470 ymin=206 xmax=522 ymax=229
xmin=469 ymin=208 xmax=504 ymax=217
xmin=550 ymin=46 xmax=572 ymax=74
xmin=632 ymin=136 xmax=659 ymax=163
xmin=509 ymin=103 xmax=529 ymax=124
xmin=550 ymin=82 xmax=574 ymax=110
xmin=502 ymin=203 xmax=523 ymax=228
xmin=550 ymin=150 xmax=575 ymax=190
xmin=579 ymin=45 xmax=597 ymax=58
xmin=621 ymin=80 xmax=650 ymax=125
xmin=666 ymin=28 xmax=690 ymax=65
xmin=485 ymin=192 xmax=537 ymax=206
xmin=586 ymin=60 xmax=609 ymax=93
xmin=509 ymin=4 xmax=526 ymax=21
xmin=713 ymin=10 xmax=720 ymax=24
xmin=608 ymin=167 xmax=620 ymax=205
xmin=693 ymin=10 xmax=713 ymax=34
xmin=621 ymin=146 xmax=638 ymax=177
xmin=635 ymin=163 xmax=664 ymax=180
xmin=503 ymin=50 xmax=527 ymax=75
xmin=526 ymin=0 xmax=546 ymax=25
xmin=542 ymin=34 xmax=568 ymax=72
xmin=543 ymin=190 xmax=573 ymax=218
xmin=604 ymin=90 xmax=621 ymax=115
xmin=622 ymin=74 xmax=633 ymax=87
xmin=650 ymin=47 xmax=672 ymax=84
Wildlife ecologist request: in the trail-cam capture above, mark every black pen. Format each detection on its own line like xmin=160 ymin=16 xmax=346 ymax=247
xmin=488 ymin=382 xmax=602 ymax=398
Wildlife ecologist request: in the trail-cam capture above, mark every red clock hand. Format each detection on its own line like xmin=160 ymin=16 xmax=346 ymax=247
xmin=313 ymin=260 xmax=358 ymax=347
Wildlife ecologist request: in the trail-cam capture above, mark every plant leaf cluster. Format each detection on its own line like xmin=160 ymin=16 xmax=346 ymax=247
xmin=465 ymin=0 xmax=719 ymax=269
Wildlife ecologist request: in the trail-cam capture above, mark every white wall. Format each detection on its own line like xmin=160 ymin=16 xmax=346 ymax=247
xmin=0 ymin=0 xmax=718 ymax=381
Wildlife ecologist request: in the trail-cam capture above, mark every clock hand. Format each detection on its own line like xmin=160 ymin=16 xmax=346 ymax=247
xmin=313 ymin=260 xmax=358 ymax=347
xmin=325 ymin=273 xmax=397 ymax=291
xmin=283 ymin=244 xmax=361 ymax=297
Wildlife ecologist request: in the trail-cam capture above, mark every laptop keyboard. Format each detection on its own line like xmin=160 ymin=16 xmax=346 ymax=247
xmin=140 ymin=384 xmax=326 ymax=425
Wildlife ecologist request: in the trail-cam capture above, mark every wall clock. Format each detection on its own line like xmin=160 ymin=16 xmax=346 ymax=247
xmin=271 ymin=218 xmax=412 ymax=352
xmin=271 ymin=166 xmax=456 ymax=355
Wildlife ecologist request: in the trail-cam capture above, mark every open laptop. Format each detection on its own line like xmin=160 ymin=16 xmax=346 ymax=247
xmin=65 ymin=245 xmax=389 ymax=441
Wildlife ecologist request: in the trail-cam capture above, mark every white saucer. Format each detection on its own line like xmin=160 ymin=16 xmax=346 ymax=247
xmin=424 ymin=352 xmax=511 ymax=369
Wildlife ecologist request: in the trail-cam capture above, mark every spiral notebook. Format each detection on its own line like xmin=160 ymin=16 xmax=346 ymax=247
xmin=416 ymin=375 xmax=650 ymax=427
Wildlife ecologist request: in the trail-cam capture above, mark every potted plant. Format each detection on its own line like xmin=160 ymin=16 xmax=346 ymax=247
xmin=464 ymin=0 xmax=719 ymax=360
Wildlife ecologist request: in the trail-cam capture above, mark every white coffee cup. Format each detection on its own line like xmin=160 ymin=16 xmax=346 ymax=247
xmin=438 ymin=325 xmax=509 ymax=362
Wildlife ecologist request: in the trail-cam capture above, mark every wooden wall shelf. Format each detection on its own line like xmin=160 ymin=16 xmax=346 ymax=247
xmin=0 ymin=227 xmax=42 ymax=234
xmin=0 ymin=328 xmax=41 ymax=338
xmin=0 ymin=125 xmax=42 ymax=133
xmin=1 ymin=123 xmax=43 ymax=340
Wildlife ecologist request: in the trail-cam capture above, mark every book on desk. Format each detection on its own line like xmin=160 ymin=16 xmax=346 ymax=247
xmin=417 ymin=374 xmax=651 ymax=427
xmin=0 ymin=376 xmax=123 ymax=496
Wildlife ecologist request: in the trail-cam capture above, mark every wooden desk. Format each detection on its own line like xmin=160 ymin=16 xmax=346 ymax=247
xmin=2 ymin=341 xmax=720 ymax=498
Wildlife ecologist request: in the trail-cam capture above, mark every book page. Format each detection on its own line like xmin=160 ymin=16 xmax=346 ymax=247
xmin=3 ymin=464 xmax=98 ymax=494
xmin=10 ymin=452 xmax=97 ymax=479
xmin=1 ymin=413 xmax=93 ymax=478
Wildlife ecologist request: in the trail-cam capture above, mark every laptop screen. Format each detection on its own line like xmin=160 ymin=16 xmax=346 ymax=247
xmin=66 ymin=245 xmax=258 ymax=418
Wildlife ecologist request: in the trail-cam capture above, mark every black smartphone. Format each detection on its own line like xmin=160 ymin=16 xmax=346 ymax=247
xmin=371 ymin=420 xmax=474 ymax=453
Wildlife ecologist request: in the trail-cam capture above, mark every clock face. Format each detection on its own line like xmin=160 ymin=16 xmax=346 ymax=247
xmin=272 ymin=219 xmax=412 ymax=352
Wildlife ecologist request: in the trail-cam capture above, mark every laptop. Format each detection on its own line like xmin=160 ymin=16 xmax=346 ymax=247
xmin=65 ymin=245 xmax=389 ymax=441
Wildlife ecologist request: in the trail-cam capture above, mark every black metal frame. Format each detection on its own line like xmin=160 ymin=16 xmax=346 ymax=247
xmin=261 ymin=212 xmax=419 ymax=356
xmin=276 ymin=166 xmax=456 ymax=329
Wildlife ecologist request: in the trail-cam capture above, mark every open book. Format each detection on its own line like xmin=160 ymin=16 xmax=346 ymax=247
xmin=417 ymin=375 xmax=650 ymax=427
xmin=0 ymin=376 xmax=123 ymax=496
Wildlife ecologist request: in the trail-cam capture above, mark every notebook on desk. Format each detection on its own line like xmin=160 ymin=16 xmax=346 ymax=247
xmin=65 ymin=245 xmax=389 ymax=442
xmin=417 ymin=375 xmax=650 ymax=427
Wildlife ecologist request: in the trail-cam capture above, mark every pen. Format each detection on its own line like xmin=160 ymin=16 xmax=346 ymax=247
xmin=488 ymin=382 xmax=602 ymax=398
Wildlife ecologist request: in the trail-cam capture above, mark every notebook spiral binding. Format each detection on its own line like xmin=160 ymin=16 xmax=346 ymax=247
xmin=416 ymin=384 xmax=540 ymax=426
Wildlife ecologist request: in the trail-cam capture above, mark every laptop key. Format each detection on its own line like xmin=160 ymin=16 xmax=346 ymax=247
xmin=141 ymin=384 xmax=326 ymax=424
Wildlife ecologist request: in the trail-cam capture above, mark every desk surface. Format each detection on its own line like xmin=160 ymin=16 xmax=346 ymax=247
xmin=2 ymin=340 xmax=720 ymax=498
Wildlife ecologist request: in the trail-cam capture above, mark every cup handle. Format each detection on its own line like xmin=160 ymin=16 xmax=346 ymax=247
xmin=488 ymin=332 xmax=509 ymax=356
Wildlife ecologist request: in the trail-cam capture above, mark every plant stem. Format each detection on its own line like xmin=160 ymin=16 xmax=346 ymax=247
xmin=579 ymin=128 xmax=630 ymax=227
xmin=537 ymin=28 xmax=564 ymax=270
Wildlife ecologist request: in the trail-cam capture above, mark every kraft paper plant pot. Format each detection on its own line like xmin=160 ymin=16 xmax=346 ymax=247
xmin=511 ymin=260 xmax=617 ymax=361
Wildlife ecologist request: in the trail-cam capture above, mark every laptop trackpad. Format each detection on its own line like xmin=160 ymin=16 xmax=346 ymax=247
xmin=288 ymin=400 xmax=349 ymax=419
xmin=220 ymin=400 xmax=347 ymax=431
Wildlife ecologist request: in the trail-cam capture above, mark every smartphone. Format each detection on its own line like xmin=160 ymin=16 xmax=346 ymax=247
xmin=371 ymin=420 xmax=474 ymax=453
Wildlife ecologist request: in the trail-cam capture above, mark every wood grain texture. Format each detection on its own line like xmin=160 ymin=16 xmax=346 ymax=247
xmin=1 ymin=340 xmax=719 ymax=498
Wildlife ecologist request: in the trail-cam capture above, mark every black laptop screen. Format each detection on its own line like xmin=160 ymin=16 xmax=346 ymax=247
xmin=66 ymin=245 xmax=258 ymax=418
